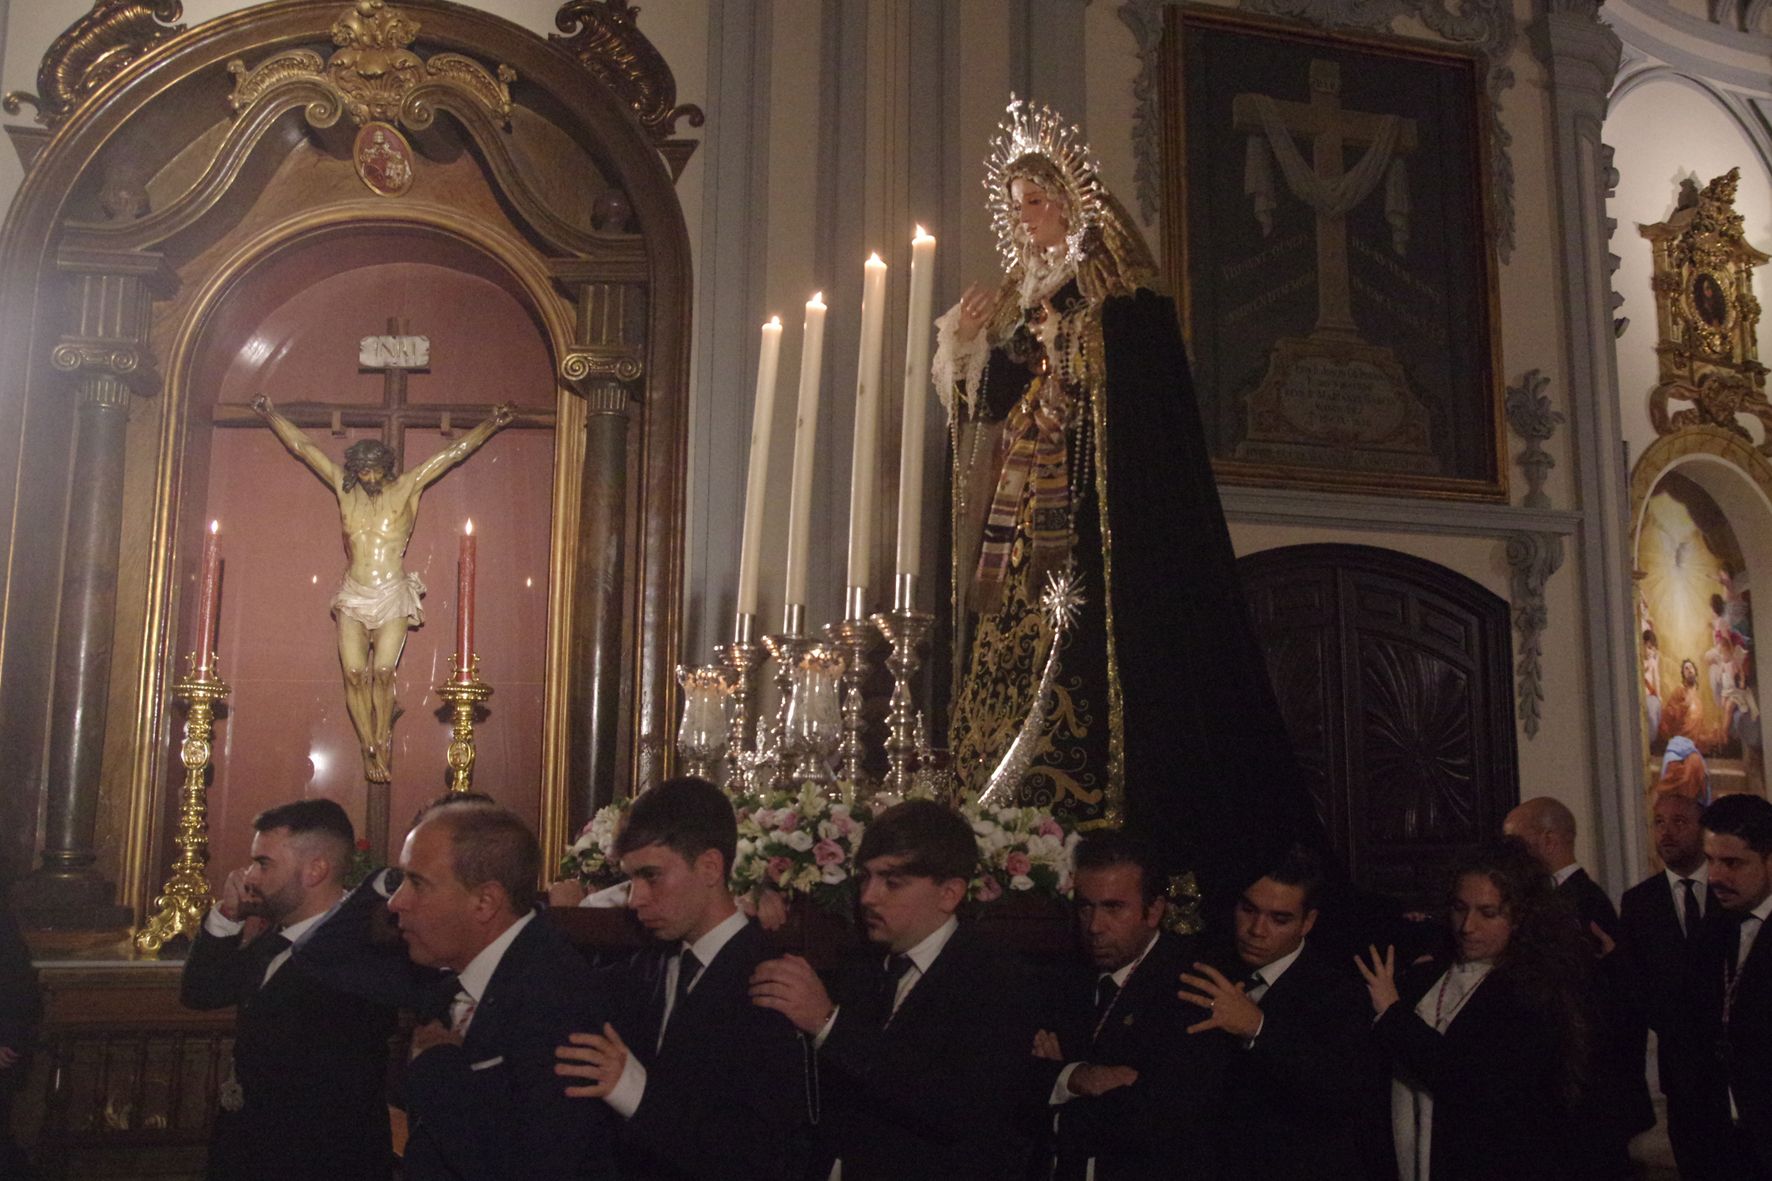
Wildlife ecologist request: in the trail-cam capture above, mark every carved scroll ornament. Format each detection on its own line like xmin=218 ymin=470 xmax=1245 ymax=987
xmin=2 ymin=1 xmax=185 ymax=129
xmin=227 ymin=0 xmax=515 ymax=131
xmin=552 ymin=0 xmax=705 ymax=142
xmin=1640 ymin=168 xmax=1772 ymax=457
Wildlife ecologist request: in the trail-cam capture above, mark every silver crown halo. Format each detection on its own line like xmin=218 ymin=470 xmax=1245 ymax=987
xmin=984 ymin=93 xmax=1105 ymax=270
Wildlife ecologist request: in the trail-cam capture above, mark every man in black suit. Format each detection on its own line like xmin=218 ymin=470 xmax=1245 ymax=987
xmin=1698 ymin=793 xmax=1772 ymax=1179
xmin=1180 ymin=845 xmax=1371 ymax=1181
xmin=1620 ymin=792 xmax=1731 ymax=1181
xmin=180 ymin=799 xmax=395 ymax=1181
xmin=751 ymin=798 xmax=1036 ymax=1180
xmin=1506 ymin=795 xmax=1653 ymax=1175
xmin=553 ymin=777 xmax=801 ymax=1180
xmin=388 ymin=802 xmax=616 ymax=1180
xmin=1030 ymin=830 xmax=1225 ymax=1180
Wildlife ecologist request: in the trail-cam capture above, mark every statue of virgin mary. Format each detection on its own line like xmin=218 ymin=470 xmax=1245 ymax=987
xmin=938 ymin=98 xmax=1319 ymax=900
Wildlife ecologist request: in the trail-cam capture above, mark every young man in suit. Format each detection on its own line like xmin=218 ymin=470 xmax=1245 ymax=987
xmin=180 ymin=799 xmax=396 ymax=1181
xmin=1505 ymin=795 xmax=1653 ymax=1175
xmin=389 ymin=802 xmax=617 ymax=1181
xmin=1620 ymin=792 xmax=1731 ymax=1181
xmin=750 ymin=798 xmax=1036 ymax=1180
xmin=1699 ymin=792 xmax=1772 ymax=1179
xmin=1179 ymin=845 xmax=1372 ymax=1181
xmin=1031 ymin=830 xmax=1226 ymax=1180
xmin=553 ymin=777 xmax=802 ymax=1180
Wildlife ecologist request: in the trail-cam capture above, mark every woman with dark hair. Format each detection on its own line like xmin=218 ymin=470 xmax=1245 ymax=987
xmin=1356 ymin=838 xmax=1590 ymax=1181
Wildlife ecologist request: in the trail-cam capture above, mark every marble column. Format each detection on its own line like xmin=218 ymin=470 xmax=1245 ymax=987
xmin=1532 ymin=2 xmax=1640 ymax=886
xmin=16 ymin=261 xmax=160 ymax=928
xmin=563 ymin=280 xmax=644 ymax=821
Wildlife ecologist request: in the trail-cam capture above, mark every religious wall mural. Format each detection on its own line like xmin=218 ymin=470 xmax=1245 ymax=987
xmin=1635 ymin=470 xmax=1762 ymax=802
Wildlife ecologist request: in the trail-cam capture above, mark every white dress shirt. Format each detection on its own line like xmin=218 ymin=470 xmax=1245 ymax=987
xmin=605 ymin=907 xmax=751 ymax=1118
xmin=1664 ymin=862 xmax=1709 ymax=936
xmin=451 ymin=910 xmax=537 ymax=1036
xmin=1245 ymin=937 xmax=1307 ymax=1041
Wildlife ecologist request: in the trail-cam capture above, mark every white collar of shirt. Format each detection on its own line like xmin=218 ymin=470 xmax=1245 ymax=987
xmin=260 ymin=908 xmax=329 ymax=985
xmin=455 ymin=909 xmax=535 ymax=1004
xmin=891 ymin=915 xmax=959 ymax=1012
xmin=1552 ymin=863 xmax=1581 ymax=887
xmin=663 ymin=907 xmax=749 ymax=1024
xmin=1253 ymin=938 xmax=1306 ymax=991
xmin=1107 ymin=931 xmax=1162 ymax=990
xmin=1665 ymin=863 xmax=1709 ymax=916
xmin=1745 ymin=892 xmax=1772 ymax=934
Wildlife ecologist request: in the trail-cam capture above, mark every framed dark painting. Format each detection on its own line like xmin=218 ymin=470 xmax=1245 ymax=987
xmin=1160 ymin=8 xmax=1506 ymax=500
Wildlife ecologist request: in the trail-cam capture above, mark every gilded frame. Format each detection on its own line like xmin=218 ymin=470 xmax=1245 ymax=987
xmin=1159 ymin=7 xmax=1507 ymax=501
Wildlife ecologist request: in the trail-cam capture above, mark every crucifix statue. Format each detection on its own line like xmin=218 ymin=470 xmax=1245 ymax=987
xmin=1233 ymin=59 xmax=1418 ymax=338
xmin=249 ymin=325 xmax=514 ymax=787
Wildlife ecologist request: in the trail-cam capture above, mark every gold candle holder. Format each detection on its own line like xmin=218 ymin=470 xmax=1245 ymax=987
xmin=437 ymin=654 xmax=493 ymax=793
xmin=716 ymin=611 xmax=767 ymax=789
xmin=869 ymin=603 xmax=934 ymax=798
xmin=825 ymin=615 xmax=878 ymax=789
xmin=135 ymin=657 xmax=231 ymax=958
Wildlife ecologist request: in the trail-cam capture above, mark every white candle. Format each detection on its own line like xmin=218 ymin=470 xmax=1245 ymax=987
xmin=783 ymin=292 xmax=827 ymax=612
xmin=736 ymin=316 xmax=783 ymax=618
xmin=896 ymin=227 xmax=937 ymax=582
xmin=845 ymin=253 xmax=889 ymax=594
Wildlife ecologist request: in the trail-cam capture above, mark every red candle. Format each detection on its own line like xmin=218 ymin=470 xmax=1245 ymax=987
xmin=195 ymin=519 xmax=221 ymax=673
xmin=456 ymin=520 xmax=476 ymax=682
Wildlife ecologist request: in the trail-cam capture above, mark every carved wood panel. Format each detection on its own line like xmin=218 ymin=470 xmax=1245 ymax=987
xmin=1240 ymin=544 xmax=1519 ymax=902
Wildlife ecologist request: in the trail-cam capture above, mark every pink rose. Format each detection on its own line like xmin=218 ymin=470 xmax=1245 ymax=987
xmin=975 ymin=875 xmax=1004 ymax=902
xmin=777 ymin=811 xmax=800 ymax=832
xmin=1004 ymin=851 xmax=1032 ymax=877
xmin=813 ymin=839 xmax=845 ymax=867
xmin=1037 ymin=818 xmax=1063 ymax=839
xmin=766 ymin=855 xmax=792 ymax=883
xmin=830 ymin=812 xmax=858 ymax=837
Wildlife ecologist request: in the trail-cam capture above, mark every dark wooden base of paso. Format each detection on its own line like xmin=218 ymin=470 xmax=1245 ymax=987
xmin=11 ymin=867 xmax=132 ymax=931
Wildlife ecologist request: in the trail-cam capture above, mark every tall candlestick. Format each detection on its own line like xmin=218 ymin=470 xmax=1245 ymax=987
xmin=845 ymin=253 xmax=889 ymax=596
xmin=783 ymin=292 xmax=827 ymax=614
xmin=896 ymin=227 xmax=937 ymax=583
xmin=195 ymin=519 xmax=221 ymax=672
xmin=737 ymin=317 xmax=782 ymax=620
xmin=455 ymin=520 xmax=476 ymax=682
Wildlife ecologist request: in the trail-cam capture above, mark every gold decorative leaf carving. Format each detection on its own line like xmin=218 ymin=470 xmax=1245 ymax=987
xmin=226 ymin=0 xmax=514 ymax=130
xmin=1640 ymin=168 xmax=1772 ymax=457
xmin=552 ymin=0 xmax=704 ymax=142
xmin=2 ymin=1 xmax=185 ymax=129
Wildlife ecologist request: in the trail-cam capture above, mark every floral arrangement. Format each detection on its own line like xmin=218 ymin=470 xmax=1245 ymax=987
xmin=730 ymin=783 xmax=877 ymax=914
xmin=962 ymin=800 xmax=1079 ymax=902
xmin=559 ymin=795 xmax=631 ymax=890
xmin=557 ymin=783 xmax=1079 ymax=913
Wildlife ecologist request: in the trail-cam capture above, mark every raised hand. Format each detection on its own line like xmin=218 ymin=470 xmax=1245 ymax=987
xmin=1178 ymin=962 xmax=1262 ymax=1038
xmin=218 ymin=868 xmax=249 ymax=922
xmin=748 ymin=953 xmax=835 ymax=1034
xmin=1354 ymin=944 xmax=1400 ymax=1017
xmin=955 ymin=282 xmax=994 ymax=343
xmin=1032 ymin=1029 xmax=1063 ymax=1061
xmin=1067 ymin=1063 xmax=1138 ymax=1098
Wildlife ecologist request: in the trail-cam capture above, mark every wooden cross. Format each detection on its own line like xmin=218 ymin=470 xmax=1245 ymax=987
xmin=1232 ymin=60 xmax=1418 ymax=338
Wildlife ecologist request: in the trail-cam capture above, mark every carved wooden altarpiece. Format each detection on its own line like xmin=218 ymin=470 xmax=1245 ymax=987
xmin=0 ymin=0 xmax=701 ymax=937
xmin=1639 ymin=168 xmax=1772 ymax=452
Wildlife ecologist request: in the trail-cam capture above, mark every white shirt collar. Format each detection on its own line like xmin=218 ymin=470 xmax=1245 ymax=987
xmin=683 ymin=907 xmax=748 ymax=972
xmin=1107 ymin=931 xmax=1162 ymax=989
xmin=1253 ymin=937 xmax=1307 ymax=988
xmin=279 ymin=909 xmax=329 ymax=944
xmin=455 ymin=910 xmax=535 ymax=1003
xmin=1552 ymin=863 xmax=1581 ymax=887
xmin=1749 ymin=892 xmax=1772 ymax=925
xmin=1665 ymin=861 xmax=1709 ymax=888
xmin=901 ymin=915 xmax=959 ymax=976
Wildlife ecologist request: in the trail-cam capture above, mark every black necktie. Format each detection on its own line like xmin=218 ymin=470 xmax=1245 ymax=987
xmin=878 ymin=953 xmax=914 ymax=1022
xmin=1680 ymin=878 xmax=1702 ymax=940
xmin=248 ymin=931 xmax=291 ymax=995
xmin=1246 ymin=969 xmax=1267 ymax=998
xmin=1094 ymin=974 xmax=1120 ymax=1018
xmin=673 ymin=949 xmax=701 ymax=1009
